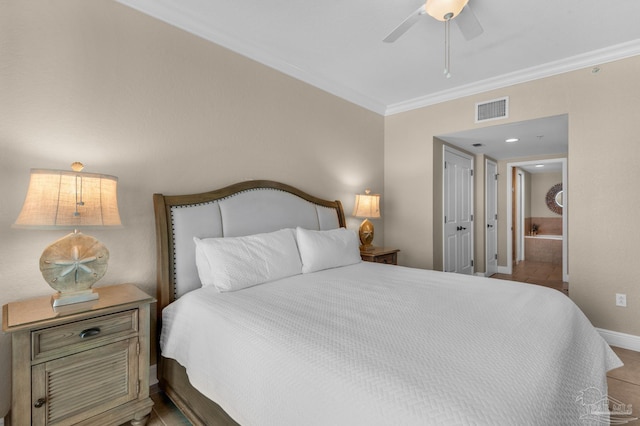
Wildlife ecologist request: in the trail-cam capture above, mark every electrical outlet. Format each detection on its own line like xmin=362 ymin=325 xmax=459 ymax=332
xmin=616 ymin=293 xmax=627 ymax=307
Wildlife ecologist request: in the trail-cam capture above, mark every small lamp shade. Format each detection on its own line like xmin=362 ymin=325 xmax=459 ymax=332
xmin=352 ymin=191 xmax=380 ymax=219
xmin=353 ymin=190 xmax=380 ymax=251
xmin=425 ymin=0 xmax=469 ymax=21
xmin=14 ymin=169 xmax=121 ymax=229
xmin=14 ymin=165 xmax=122 ymax=308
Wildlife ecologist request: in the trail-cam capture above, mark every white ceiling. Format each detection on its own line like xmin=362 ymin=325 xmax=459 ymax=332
xmin=118 ymin=0 xmax=640 ymax=116
xmin=438 ymin=114 xmax=567 ymax=161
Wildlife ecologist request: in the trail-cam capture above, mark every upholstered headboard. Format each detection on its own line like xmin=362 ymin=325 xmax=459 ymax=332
xmin=153 ymin=180 xmax=346 ymax=312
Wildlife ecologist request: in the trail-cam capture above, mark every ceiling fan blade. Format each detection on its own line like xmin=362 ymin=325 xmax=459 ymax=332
xmin=455 ymin=4 xmax=483 ymax=41
xmin=383 ymin=5 xmax=426 ymax=43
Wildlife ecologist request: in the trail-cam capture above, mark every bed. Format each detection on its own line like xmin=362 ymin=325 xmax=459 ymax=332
xmin=153 ymin=180 xmax=622 ymax=425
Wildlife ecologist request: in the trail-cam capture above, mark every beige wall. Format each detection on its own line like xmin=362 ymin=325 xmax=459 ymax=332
xmin=0 ymin=0 xmax=384 ymax=416
xmin=530 ymin=172 xmax=562 ymax=218
xmin=385 ymin=54 xmax=640 ymax=338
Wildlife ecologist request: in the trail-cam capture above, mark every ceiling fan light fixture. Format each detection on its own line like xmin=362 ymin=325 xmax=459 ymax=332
xmin=425 ymin=0 xmax=469 ymax=21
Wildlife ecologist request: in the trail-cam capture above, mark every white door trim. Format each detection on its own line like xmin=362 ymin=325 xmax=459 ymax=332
xmin=485 ymin=159 xmax=498 ymax=277
xmin=506 ymin=158 xmax=568 ymax=281
xmin=516 ymin=170 xmax=525 ymax=262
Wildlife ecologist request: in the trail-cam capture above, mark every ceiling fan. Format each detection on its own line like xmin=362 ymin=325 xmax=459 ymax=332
xmin=383 ymin=0 xmax=483 ymax=77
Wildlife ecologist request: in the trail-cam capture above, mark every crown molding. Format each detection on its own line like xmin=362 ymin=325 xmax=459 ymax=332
xmin=384 ymin=39 xmax=640 ymax=116
xmin=117 ymin=2 xmax=640 ymax=117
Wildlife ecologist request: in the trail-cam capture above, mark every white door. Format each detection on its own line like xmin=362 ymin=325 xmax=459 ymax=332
xmin=516 ymin=170 xmax=525 ymax=262
xmin=485 ymin=159 xmax=498 ymax=276
xmin=443 ymin=147 xmax=474 ymax=274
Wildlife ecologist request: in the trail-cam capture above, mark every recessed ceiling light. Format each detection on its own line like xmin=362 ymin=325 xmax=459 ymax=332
xmin=505 ymin=138 xmax=519 ymax=143
xmin=535 ymin=164 xmax=544 ymax=168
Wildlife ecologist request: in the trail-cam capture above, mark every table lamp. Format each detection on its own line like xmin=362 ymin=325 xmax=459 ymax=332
xmin=352 ymin=189 xmax=380 ymax=251
xmin=13 ymin=162 xmax=122 ymax=307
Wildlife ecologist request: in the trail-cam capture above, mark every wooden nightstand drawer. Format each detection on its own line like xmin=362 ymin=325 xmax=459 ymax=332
xmin=360 ymin=247 xmax=400 ymax=265
xmin=32 ymin=309 xmax=138 ymax=361
xmin=373 ymin=252 xmax=397 ymax=264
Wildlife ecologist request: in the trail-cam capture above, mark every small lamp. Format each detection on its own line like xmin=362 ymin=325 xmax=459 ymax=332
xmin=352 ymin=189 xmax=380 ymax=252
xmin=13 ymin=162 xmax=122 ymax=307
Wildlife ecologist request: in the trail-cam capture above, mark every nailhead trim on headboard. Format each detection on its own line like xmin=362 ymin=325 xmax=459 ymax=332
xmin=156 ymin=180 xmax=346 ymax=305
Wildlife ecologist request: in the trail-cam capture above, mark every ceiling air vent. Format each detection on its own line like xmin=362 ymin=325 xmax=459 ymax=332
xmin=475 ymin=97 xmax=509 ymax=123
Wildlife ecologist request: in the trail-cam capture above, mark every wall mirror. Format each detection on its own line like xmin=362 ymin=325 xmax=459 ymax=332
xmin=546 ymin=183 xmax=563 ymax=215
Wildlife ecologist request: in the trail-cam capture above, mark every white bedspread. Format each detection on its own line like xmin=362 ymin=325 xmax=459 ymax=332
xmin=161 ymin=262 xmax=622 ymax=425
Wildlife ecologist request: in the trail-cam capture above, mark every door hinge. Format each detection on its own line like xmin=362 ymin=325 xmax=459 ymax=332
xmin=471 ymin=260 xmax=474 ymax=267
xmin=470 ymin=169 xmax=474 ymax=176
xmin=470 ymin=214 xmax=474 ymax=221
xmin=136 ymin=380 xmax=140 ymax=396
xmin=495 ymin=213 xmax=498 ymax=220
xmin=495 ymin=174 xmax=498 ymax=180
xmin=444 ymin=215 xmax=447 ymax=223
xmin=495 ymin=253 xmax=498 ymax=260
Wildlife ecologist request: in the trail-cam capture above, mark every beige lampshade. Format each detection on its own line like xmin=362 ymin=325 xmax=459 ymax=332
xmin=425 ymin=0 xmax=469 ymax=21
xmin=14 ymin=168 xmax=122 ymax=229
xmin=352 ymin=190 xmax=381 ymax=219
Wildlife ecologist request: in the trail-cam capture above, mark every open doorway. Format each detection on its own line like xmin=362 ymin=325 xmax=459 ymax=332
xmin=506 ymin=158 xmax=568 ymax=289
xmin=435 ymin=114 xmax=568 ymax=287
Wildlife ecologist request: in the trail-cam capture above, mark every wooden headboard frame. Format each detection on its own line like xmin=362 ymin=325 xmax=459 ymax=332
xmin=153 ymin=180 xmax=346 ymax=316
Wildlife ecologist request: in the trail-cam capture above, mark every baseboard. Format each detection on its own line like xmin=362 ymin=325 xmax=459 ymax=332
xmin=1 ymin=416 xmax=4 ymax=426
xmin=597 ymin=328 xmax=640 ymax=352
xmin=497 ymin=266 xmax=510 ymax=275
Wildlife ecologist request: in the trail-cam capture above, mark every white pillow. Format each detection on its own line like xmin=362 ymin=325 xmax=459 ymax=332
xmin=296 ymin=227 xmax=361 ymax=273
xmin=194 ymin=228 xmax=302 ymax=292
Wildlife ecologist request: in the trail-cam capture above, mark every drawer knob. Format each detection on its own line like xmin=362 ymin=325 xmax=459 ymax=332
xmin=34 ymin=398 xmax=46 ymax=408
xmin=79 ymin=327 xmax=101 ymax=339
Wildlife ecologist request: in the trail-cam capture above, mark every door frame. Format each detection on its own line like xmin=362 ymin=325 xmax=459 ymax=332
xmin=516 ymin=169 xmax=525 ymax=263
xmin=485 ymin=158 xmax=498 ymax=276
xmin=442 ymin=145 xmax=475 ymax=274
xmin=506 ymin=158 xmax=568 ymax=282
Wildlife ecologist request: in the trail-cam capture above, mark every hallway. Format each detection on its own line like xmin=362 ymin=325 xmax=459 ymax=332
xmin=490 ymin=260 xmax=568 ymax=295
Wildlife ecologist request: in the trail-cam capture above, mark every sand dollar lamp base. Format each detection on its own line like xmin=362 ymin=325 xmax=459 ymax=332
xmin=39 ymin=230 xmax=109 ymax=307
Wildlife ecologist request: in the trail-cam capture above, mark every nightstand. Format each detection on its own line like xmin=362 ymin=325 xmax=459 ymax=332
xmin=2 ymin=284 xmax=155 ymax=426
xmin=360 ymin=247 xmax=400 ymax=265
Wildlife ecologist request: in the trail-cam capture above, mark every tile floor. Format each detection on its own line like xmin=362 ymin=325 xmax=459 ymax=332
xmin=608 ymin=346 xmax=640 ymax=424
xmin=132 ymin=385 xmax=192 ymax=426
xmin=490 ymin=259 xmax=568 ymax=295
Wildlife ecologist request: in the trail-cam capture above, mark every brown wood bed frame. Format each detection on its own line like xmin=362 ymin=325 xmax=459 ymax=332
xmin=153 ymin=180 xmax=346 ymax=425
